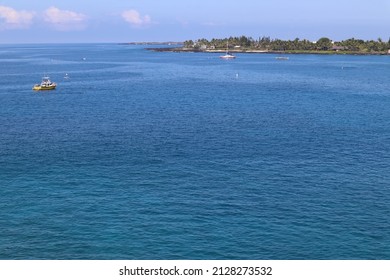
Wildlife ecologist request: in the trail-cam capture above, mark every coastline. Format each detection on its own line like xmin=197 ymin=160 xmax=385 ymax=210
xmin=145 ymin=46 xmax=390 ymax=56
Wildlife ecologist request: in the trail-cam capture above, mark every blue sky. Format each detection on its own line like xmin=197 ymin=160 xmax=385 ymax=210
xmin=0 ymin=0 xmax=389 ymax=43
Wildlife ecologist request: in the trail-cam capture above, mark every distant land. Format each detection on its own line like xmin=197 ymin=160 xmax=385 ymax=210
xmin=142 ymin=36 xmax=390 ymax=55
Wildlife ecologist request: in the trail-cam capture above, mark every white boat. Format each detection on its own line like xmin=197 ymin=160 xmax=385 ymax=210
xmin=220 ymin=42 xmax=236 ymax=59
xmin=220 ymin=52 xmax=236 ymax=59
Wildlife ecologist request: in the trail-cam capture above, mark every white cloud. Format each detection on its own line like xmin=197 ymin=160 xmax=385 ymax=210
xmin=121 ymin=9 xmax=151 ymax=27
xmin=43 ymin=6 xmax=87 ymax=30
xmin=0 ymin=5 xmax=35 ymax=29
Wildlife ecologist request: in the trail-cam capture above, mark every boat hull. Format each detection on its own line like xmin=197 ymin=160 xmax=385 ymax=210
xmin=32 ymin=84 xmax=56 ymax=91
xmin=220 ymin=55 xmax=236 ymax=59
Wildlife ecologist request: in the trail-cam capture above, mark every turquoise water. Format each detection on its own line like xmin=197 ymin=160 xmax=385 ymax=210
xmin=0 ymin=44 xmax=389 ymax=259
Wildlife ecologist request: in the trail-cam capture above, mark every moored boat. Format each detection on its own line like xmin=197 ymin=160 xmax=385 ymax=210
xmin=220 ymin=42 xmax=236 ymax=59
xmin=220 ymin=53 xmax=236 ymax=59
xmin=33 ymin=76 xmax=56 ymax=91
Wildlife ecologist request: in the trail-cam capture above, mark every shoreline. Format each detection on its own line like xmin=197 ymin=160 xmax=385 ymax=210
xmin=145 ymin=46 xmax=390 ymax=56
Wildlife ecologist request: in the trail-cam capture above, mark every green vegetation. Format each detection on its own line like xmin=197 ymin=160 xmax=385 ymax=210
xmin=183 ymin=36 xmax=390 ymax=54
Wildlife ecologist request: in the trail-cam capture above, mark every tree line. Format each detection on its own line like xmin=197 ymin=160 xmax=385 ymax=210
xmin=183 ymin=36 xmax=390 ymax=53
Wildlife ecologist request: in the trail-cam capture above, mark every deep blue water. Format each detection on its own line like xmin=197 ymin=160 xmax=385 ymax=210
xmin=0 ymin=44 xmax=389 ymax=259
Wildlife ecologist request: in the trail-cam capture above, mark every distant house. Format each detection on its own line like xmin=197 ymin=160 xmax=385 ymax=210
xmin=388 ymin=49 xmax=390 ymax=54
xmin=332 ymin=46 xmax=347 ymax=52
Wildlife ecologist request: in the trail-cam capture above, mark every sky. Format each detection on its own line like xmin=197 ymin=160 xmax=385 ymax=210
xmin=0 ymin=0 xmax=389 ymax=43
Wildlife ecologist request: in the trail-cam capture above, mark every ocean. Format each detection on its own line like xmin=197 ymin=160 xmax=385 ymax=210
xmin=0 ymin=44 xmax=389 ymax=259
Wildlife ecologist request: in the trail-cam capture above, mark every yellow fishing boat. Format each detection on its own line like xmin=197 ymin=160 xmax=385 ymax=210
xmin=33 ymin=76 xmax=56 ymax=91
